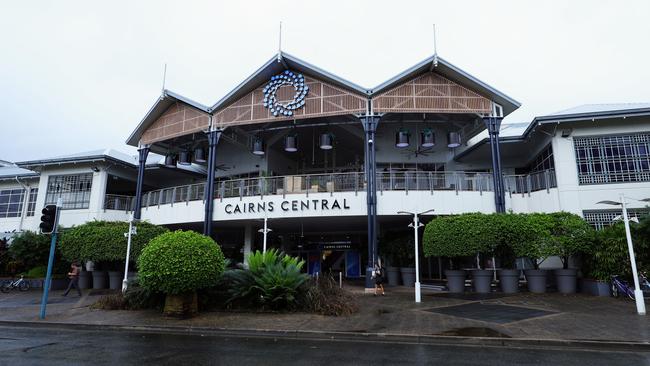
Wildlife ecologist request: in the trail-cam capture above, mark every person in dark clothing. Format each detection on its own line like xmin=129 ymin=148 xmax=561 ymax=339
xmin=373 ymin=261 xmax=385 ymax=296
xmin=62 ymin=262 xmax=81 ymax=297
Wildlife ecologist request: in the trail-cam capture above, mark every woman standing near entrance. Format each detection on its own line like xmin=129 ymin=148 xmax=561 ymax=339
xmin=373 ymin=261 xmax=385 ymax=296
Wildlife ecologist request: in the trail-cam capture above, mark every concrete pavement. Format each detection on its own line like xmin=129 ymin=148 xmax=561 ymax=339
xmin=0 ymin=285 xmax=648 ymax=350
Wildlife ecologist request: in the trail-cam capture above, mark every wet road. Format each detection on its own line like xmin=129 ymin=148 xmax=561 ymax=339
xmin=0 ymin=325 xmax=648 ymax=365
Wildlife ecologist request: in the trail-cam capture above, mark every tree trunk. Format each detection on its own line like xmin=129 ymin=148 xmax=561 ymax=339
xmin=164 ymin=291 xmax=198 ymax=318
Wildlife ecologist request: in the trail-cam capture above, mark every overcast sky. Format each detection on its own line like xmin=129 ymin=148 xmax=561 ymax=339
xmin=1 ymin=0 xmax=649 ymax=162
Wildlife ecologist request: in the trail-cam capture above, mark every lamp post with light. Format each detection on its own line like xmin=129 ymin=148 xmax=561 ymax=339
xmin=398 ymin=209 xmax=435 ymax=303
xmin=258 ymin=215 xmax=272 ymax=253
xmin=597 ymin=195 xmax=650 ymax=315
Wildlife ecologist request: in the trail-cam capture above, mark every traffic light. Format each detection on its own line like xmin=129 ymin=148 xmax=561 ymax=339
xmin=40 ymin=205 xmax=58 ymax=234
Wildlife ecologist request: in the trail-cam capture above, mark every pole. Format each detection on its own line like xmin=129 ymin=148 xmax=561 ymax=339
xmin=414 ymin=213 xmax=421 ymax=303
xmin=40 ymin=198 xmax=62 ymax=319
xmin=122 ymin=214 xmax=136 ymax=293
xmin=263 ymin=216 xmax=268 ymax=253
xmin=621 ymin=194 xmax=646 ymax=315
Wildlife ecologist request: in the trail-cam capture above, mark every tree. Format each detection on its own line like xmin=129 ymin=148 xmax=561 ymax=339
xmin=7 ymin=231 xmax=51 ymax=270
xmin=546 ymin=212 xmax=594 ymax=269
xmin=510 ymin=213 xmax=554 ymax=269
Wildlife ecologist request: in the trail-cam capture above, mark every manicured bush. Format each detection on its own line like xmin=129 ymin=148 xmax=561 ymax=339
xmin=138 ymin=230 xmax=225 ymax=295
xmin=225 ymin=249 xmax=309 ymax=310
xmin=24 ymin=265 xmax=47 ymax=278
xmin=509 ymin=213 xmax=554 ymax=269
xmin=380 ymin=232 xmax=414 ymax=267
xmin=545 ymin=212 xmax=594 ymax=269
xmin=423 ymin=213 xmax=497 ymax=267
xmin=59 ymin=221 xmax=168 ymax=266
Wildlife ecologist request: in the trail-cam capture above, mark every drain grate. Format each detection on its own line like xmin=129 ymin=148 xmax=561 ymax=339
xmin=426 ymin=302 xmax=555 ymax=324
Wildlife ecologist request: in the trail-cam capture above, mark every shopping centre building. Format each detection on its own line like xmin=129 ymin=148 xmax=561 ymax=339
xmin=1 ymin=52 xmax=649 ymax=285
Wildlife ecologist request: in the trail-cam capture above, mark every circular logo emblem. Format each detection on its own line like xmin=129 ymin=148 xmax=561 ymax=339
xmin=263 ymin=70 xmax=309 ymax=117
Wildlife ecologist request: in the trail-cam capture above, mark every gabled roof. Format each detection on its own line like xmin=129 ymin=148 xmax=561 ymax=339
xmin=16 ymin=148 xmax=140 ymax=168
xmin=0 ymin=165 xmax=39 ymax=181
xmin=371 ymin=55 xmax=521 ymax=116
xmin=209 ymin=52 xmax=369 ymax=112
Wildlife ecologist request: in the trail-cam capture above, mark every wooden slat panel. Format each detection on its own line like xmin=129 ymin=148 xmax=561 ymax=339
xmin=214 ymin=75 xmax=367 ymax=128
xmin=373 ymin=72 xmax=492 ymax=114
xmin=141 ymin=102 xmax=210 ymax=145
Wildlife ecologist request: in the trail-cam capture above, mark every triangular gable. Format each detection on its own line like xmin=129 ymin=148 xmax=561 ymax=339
xmin=372 ymin=72 xmax=492 ymax=115
xmin=140 ymin=101 xmax=210 ymax=145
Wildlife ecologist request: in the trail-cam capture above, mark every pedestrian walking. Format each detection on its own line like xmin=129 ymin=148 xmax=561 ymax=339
xmin=62 ymin=261 xmax=82 ymax=297
xmin=373 ymin=261 xmax=385 ymax=296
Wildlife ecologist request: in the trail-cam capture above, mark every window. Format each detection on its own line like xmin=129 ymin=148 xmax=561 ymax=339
xmin=583 ymin=209 xmax=649 ymax=230
xmin=0 ymin=188 xmax=25 ymax=218
xmin=45 ymin=174 xmax=93 ymax=209
xmin=574 ymin=133 xmax=650 ymax=184
xmin=26 ymin=188 xmax=38 ymax=216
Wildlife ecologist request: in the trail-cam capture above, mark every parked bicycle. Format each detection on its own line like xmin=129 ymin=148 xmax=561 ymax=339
xmin=611 ymin=272 xmax=650 ymax=299
xmin=1 ymin=275 xmax=30 ymax=293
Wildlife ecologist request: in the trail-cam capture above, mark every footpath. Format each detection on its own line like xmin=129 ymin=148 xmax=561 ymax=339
xmin=1 ymin=285 xmax=649 ymax=350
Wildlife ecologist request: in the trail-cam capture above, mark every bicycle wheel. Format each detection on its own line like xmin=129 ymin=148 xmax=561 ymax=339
xmin=611 ymin=283 xmax=619 ymax=298
xmin=0 ymin=283 xmax=11 ymax=293
xmin=18 ymin=281 xmax=29 ymax=291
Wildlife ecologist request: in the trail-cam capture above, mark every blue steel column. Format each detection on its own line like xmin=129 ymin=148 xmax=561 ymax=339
xmin=203 ymin=129 xmax=222 ymax=237
xmin=133 ymin=146 xmax=150 ymax=220
xmin=484 ymin=116 xmax=505 ymax=213
xmin=362 ymin=115 xmax=379 ymax=289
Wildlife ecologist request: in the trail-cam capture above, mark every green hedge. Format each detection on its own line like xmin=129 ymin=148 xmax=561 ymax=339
xmin=423 ymin=213 xmax=497 ymax=258
xmin=8 ymin=231 xmax=51 ymax=269
xmin=59 ymin=221 xmax=168 ymax=264
xmin=138 ymin=231 xmax=226 ymax=295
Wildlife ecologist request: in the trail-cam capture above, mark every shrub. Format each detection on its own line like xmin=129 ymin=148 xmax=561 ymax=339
xmin=59 ymin=221 xmax=168 ymax=266
xmin=8 ymin=231 xmax=52 ymax=269
xmin=380 ymin=232 xmax=414 ymax=267
xmin=123 ymin=279 xmax=165 ymax=310
xmin=91 ymin=293 xmax=127 ymax=310
xmin=510 ymin=213 xmax=554 ymax=269
xmin=423 ymin=213 xmax=497 ymax=268
xmin=138 ymin=230 xmax=225 ymax=295
xmin=24 ymin=266 xmax=47 ymax=278
xmin=545 ymin=212 xmax=594 ymax=269
xmin=297 ymin=275 xmax=359 ymax=316
xmin=225 ymin=249 xmax=309 ymax=310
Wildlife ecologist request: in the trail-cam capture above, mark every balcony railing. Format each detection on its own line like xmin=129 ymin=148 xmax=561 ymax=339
xmin=103 ymin=169 xmax=557 ymax=210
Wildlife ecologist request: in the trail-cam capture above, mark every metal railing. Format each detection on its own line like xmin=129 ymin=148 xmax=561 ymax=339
xmin=503 ymin=169 xmax=557 ymax=196
xmin=102 ymin=169 xmax=557 ymax=210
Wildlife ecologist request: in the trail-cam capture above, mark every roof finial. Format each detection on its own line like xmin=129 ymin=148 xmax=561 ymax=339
xmin=161 ymin=63 xmax=167 ymax=93
xmin=277 ymin=21 xmax=283 ymax=62
xmin=432 ymin=24 xmax=438 ymax=67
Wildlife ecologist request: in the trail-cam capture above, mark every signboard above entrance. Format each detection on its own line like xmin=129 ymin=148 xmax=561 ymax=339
xmin=224 ymin=198 xmax=351 ymax=215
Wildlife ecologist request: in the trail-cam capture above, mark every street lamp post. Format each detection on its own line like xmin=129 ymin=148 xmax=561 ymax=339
xmin=398 ymin=209 xmax=435 ymax=303
xmin=597 ymin=195 xmax=649 ymax=315
xmin=258 ymin=215 xmax=272 ymax=253
xmin=122 ymin=214 xmax=138 ymax=293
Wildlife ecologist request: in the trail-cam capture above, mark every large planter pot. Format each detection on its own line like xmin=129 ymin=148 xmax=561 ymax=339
xmin=164 ymin=291 xmax=198 ymax=318
xmin=554 ymin=268 xmax=577 ymax=294
xmin=400 ymin=267 xmax=416 ymax=287
xmin=580 ymin=279 xmax=612 ymax=297
xmin=108 ymin=271 xmax=124 ymax=290
xmin=92 ymin=271 xmax=107 ymax=289
xmin=386 ymin=266 xmax=401 ymax=286
xmin=445 ymin=270 xmax=466 ymax=293
xmin=471 ymin=270 xmax=493 ymax=293
xmin=524 ymin=269 xmax=547 ymax=293
xmin=79 ymin=271 xmax=91 ymax=289
xmin=498 ymin=269 xmax=520 ymax=293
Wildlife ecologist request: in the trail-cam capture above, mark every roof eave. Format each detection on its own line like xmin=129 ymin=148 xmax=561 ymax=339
xmin=522 ymin=108 xmax=650 ymax=138
xmin=16 ymin=155 xmax=136 ymax=169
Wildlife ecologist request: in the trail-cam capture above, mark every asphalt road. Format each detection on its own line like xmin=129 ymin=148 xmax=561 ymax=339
xmin=0 ymin=325 xmax=649 ymax=366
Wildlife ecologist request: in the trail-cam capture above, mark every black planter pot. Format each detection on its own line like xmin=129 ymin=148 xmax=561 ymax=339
xmin=524 ymin=269 xmax=547 ymax=293
xmin=400 ymin=267 xmax=416 ymax=287
xmin=498 ymin=269 xmax=520 ymax=293
xmin=471 ymin=269 xmax=493 ymax=293
xmin=445 ymin=270 xmax=466 ymax=293
xmin=108 ymin=271 xmax=124 ymax=290
xmin=386 ymin=266 xmax=401 ymax=286
xmin=78 ymin=271 xmax=91 ymax=289
xmin=580 ymin=279 xmax=611 ymax=297
xmin=92 ymin=271 xmax=107 ymax=289
xmin=554 ymin=268 xmax=577 ymax=294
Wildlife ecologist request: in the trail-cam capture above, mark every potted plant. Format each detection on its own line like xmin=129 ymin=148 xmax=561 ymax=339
xmin=492 ymin=213 xmax=525 ymax=293
xmin=139 ymin=230 xmax=226 ymax=317
xmin=545 ymin=212 xmax=593 ymax=294
xmin=424 ymin=214 xmax=488 ymax=293
xmin=60 ymin=220 xmax=168 ymax=291
xmin=379 ymin=233 xmax=404 ymax=286
xmin=511 ymin=213 xmax=553 ymax=293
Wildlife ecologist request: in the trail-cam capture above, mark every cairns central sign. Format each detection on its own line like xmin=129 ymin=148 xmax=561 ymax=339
xmin=224 ymin=198 xmax=351 ymax=215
